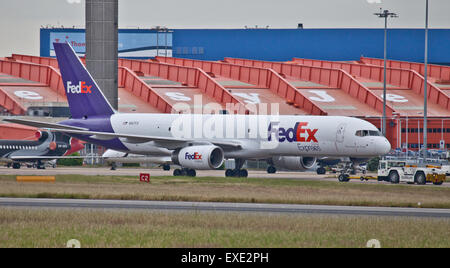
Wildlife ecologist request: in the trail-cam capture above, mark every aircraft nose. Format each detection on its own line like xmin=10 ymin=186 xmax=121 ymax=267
xmin=377 ymin=138 xmax=391 ymax=155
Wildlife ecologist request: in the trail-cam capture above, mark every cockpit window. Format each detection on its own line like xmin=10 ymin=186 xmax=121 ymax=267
xmin=355 ymin=130 xmax=382 ymax=137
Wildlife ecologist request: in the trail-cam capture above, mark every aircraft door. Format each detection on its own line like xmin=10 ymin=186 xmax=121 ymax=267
xmin=335 ymin=123 xmax=346 ymax=153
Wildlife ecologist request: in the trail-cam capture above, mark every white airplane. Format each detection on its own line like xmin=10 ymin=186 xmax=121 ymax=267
xmin=4 ymin=43 xmax=391 ymax=177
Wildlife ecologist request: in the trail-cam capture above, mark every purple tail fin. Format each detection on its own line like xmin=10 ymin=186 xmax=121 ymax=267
xmin=53 ymin=42 xmax=115 ymax=119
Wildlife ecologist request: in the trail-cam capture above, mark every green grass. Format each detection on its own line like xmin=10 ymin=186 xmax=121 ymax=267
xmin=0 ymin=208 xmax=448 ymax=248
xmin=0 ymin=174 xmax=449 ymax=208
xmin=1 ymin=174 xmax=450 ymax=209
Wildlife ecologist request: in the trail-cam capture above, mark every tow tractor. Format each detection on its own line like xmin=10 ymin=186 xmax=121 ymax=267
xmin=376 ymin=160 xmax=446 ymax=185
xmin=337 ymin=159 xmax=447 ymax=185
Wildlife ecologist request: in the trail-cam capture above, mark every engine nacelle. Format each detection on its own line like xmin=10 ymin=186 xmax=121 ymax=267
xmin=271 ymin=156 xmax=317 ymax=171
xmin=172 ymin=146 xmax=224 ymax=170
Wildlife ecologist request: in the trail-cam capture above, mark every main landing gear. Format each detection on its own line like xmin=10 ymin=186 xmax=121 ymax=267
xmin=225 ymin=159 xmax=248 ymax=178
xmin=316 ymin=166 xmax=326 ymax=175
xmin=267 ymin=166 xmax=277 ymax=174
xmin=173 ymin=168 xmax=196 ymax=177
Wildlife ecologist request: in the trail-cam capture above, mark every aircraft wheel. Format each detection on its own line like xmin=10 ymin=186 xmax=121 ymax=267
xmin=225 ymin=169 xmax=233 ymax=177
xmin=173 ymin=169 xmax=182 ymax=176
xmin=433 ymin=181 xmax=443 ymax=186
xmin=163 ymin=164 xmax=171 ymax=171
xmin=317 ymin=167 xmax=326 ymax=175
xmin=267 ymin=166 xmax=277 ymax=174
xmin=12 ymin=163 xmax=21 ymax=169
xmin=187 ymin=169 xmax=196 ymax=177
xmin=239 ymin=169 xmax=248 ymax=178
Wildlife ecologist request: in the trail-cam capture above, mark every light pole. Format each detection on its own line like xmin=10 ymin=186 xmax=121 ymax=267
xmin=374 ymin=9 xmax=398 ymax=137
xmin=423 ymin=0 xmax=429 ymax=159
xmin=442 ymin=118 xmax=449 ymax=150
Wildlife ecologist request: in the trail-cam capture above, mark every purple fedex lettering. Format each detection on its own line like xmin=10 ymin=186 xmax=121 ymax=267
xmin=268 ymin=122 xmax=318 ymax=143
xmin=185 ymin=152 xmax=202 ymax=160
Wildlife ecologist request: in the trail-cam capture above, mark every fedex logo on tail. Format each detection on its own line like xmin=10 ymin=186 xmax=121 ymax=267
xmin=185 ymin=152 xmax=202 ymax=160
xmin=67 ymin=81 xmax=92 ymax=94
xmin=268 ymin=122 xmax=318 ymax=143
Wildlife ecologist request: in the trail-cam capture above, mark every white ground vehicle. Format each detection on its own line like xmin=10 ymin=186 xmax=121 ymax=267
xmin=377 ymin=160 xmax=446 ymax=186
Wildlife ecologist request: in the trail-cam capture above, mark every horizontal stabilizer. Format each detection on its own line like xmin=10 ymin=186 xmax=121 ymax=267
xmin=3 ymin=118 xmax=88 ymax=131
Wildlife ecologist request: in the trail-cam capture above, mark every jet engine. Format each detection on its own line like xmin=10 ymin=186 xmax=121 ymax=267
xmin=172 ymin=145 xmax=224 ymax=170
xmin=271 ymin=156 xmax=317 ymax=171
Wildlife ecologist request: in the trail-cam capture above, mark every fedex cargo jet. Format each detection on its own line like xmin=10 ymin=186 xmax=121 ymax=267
xmin=4 ymin=43 xmax=391 ymax=177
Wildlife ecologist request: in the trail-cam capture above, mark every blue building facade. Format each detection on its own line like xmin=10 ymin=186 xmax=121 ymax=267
xmin=40 ymin=28 xmax=450 ymax=64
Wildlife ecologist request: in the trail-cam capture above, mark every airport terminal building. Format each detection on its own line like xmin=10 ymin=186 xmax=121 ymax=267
xmin=0 ymin=27 xmax=449 ymax=152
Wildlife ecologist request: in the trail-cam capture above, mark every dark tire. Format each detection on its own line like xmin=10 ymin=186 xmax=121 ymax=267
xmin=389 ymin=171 xmax=400 ymax=184
xmin=12 ymin=163 xmax=21 ymax=169
xmin=239 ymin=169 xmax=248 ymax=178
xmin=433 ymin=181 xmax=443 ymax=186
xmin=225 ymin=169 xmax=233 ymax=177
xmin=415 ymin=172 xmax=426 ymax=185
xmin=267 ymin=166 xmax=277 ymax=174
xmin=317 ymin=167 xmax=326 ymax=175
xmin=187 ymin=169 xmax=196 ymax=177
xmin=338 ymin=174 xmax=347 ymax=182
xmin=162 ymin=164 xmax=170 ymax=171
xmin=173 ymin=169 xmax=182 ymax=176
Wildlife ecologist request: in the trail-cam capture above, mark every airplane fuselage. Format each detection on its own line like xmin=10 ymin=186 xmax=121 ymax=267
xmin=61 ymin=114 xmax=391 ymax=160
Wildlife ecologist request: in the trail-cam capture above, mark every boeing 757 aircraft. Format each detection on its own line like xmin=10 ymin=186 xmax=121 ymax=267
xmin=4 ymin=43 xmax=391 ymax=177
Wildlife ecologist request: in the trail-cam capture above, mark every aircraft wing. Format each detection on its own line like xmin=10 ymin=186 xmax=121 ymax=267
xmin=46 ymin=128 xmax=243 ymax=151
xmin=3 ymin=118 xmax=88 ymax=131
xmin=48 ymin=128 xmax=187 ymax=143
xmin=3 ymin=118 xmax=243 ymax=151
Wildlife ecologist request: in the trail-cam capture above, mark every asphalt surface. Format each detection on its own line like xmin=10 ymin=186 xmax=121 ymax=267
xmin=1 ymin=166 xmax=448 ymax=187
xmin=1 ymin=198 xmax=449 ymax=218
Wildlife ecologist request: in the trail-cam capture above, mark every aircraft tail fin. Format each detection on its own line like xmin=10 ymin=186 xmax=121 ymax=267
xmin=53 ymin=42 xmax=115 ymax=119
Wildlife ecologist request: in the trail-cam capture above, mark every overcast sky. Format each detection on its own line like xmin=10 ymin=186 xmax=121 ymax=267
xmin=0 ymin=0 xmax=449 ymax=56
